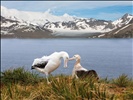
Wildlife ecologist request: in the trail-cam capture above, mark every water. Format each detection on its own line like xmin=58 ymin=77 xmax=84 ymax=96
xmin=1 ymin=38 xmax=133 ymax=79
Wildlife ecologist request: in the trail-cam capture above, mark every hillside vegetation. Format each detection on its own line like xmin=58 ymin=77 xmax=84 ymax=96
xmin=1 ymin=67 xmax=133 ymax=100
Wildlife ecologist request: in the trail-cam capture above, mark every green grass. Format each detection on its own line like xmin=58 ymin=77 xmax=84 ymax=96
xmin=111 ymin=74 xmax=133 ymax=87
xmin=1 ymin=67 xmax=44 ymax=85
xmin=1 ymin=67 xmax=133 ymax=100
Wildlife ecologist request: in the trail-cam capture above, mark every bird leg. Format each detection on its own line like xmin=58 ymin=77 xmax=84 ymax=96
xmin=45 ymin=73 xmax=51 ymax=84
xmin=75 ymin=74 xmax=79 ymax=79
xmin=72 ymin=71 xmax=79 ymax=79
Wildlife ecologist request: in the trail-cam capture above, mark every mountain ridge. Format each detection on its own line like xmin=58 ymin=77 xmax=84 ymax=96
xmin=1 ymin=6 xmax=133 ymax=38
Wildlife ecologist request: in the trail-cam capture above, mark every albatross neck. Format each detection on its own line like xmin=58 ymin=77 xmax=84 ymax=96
xmin=59 ymin=51 xmax=67 ymax=58
xmin=75 ymin=59 xmax=81 ymax=65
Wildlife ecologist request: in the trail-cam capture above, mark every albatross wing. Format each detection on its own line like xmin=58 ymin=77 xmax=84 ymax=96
xmin=31 ymin=56 xmax=49 ymax=69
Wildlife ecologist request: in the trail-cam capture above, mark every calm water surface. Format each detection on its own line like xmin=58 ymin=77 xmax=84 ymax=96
xmin=1 ymin=38 xmax=133 ymax=79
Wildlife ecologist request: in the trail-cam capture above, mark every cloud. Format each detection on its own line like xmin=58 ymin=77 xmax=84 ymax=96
xmin=1 ymin=1 xmax=132 ymax=12
xmin=1 ymin=1 xmax=132 ymax=21
xmin=95 ymin=12 xmax=125 ymax=21
xmin=48 ymin=1 xmax=131 ymax=10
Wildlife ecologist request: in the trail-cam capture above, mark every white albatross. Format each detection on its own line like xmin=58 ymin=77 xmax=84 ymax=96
xmin=31 ymin=51 xmax=69 ymax=84
xmin=69 ymin=54 xmax=99 ymax=79
xmin=69 ymin=54 xmax=88 ymax=79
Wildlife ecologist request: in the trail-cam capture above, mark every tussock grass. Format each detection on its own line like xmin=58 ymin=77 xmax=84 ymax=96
xmin=1 ymin=67 xmax=44 ymax=85
xmin=1 ymin=67 xmax=133 ymax=100
xmin=111 ymin=74 xmax=133 ymax=87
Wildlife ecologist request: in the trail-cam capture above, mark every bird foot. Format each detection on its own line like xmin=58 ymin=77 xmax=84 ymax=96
xmin=47 ymin=81 xmax=52 ymax=85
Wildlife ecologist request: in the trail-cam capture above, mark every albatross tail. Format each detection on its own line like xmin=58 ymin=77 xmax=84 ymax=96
xmin=31 ymin=66 xmax=35 ymax=69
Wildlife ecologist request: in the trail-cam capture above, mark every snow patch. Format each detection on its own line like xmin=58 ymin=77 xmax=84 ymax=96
xmin=1 ymin=22 xmax=16 ymax=27
xmin=98 ymin=34 xmax=105 ymax=37
xmin=114 ymin=24 xmax=131 ymax=34
xmin=1 ymin=30 xmax=14 ymax=35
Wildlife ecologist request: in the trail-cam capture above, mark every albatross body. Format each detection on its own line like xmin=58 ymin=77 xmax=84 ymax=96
xmin=69 ymin=54 xmax=98 ymax=79
xmin=69 ymin=54 xmax=87 ymax=79
xmin=31 ymin=51 xmax=69 ymax=84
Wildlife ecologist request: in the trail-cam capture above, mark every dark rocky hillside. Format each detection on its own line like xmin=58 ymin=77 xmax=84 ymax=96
xmin=89 ymin=24 xmax=133 ymax=38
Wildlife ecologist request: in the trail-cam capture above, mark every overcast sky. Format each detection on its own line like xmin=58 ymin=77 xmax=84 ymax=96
xmin=1 ymin=1 xmax=132 ymax=21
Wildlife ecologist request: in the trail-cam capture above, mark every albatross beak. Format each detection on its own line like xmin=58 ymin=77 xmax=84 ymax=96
xmin=68 ymin=57 xmax=75 ymax=61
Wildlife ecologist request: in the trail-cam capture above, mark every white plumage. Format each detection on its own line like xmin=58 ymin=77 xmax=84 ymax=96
xmin=31 ymin=51 xmax=69 ymax=84
xmin=69 ymin=54 xmax=88 ymax=79
xmin=69 ymin=54 xmax=99 ymax=79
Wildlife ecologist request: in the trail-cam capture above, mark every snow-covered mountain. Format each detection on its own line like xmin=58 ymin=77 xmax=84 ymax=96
xmin=88 ymin=13 xmax=133 ymax=38
xmin=1 ymin=16 xmax=52 ymax=38
xmin=1 ymin=6 xmax=133 ymax=38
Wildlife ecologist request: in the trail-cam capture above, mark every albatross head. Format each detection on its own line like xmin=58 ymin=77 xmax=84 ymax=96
xmin=60 ymin=51 xmax=69 ymax=68
xmin=69 ymin=54 xmax=81 ymax=61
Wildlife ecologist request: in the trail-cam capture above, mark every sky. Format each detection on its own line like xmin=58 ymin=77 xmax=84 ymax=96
xmin=1 ymin=1 xmax=133 ymax=21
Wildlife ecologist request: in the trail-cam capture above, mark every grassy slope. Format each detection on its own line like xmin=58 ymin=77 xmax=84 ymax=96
xmin=1 ymin=67 xmax=133 ymax=100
